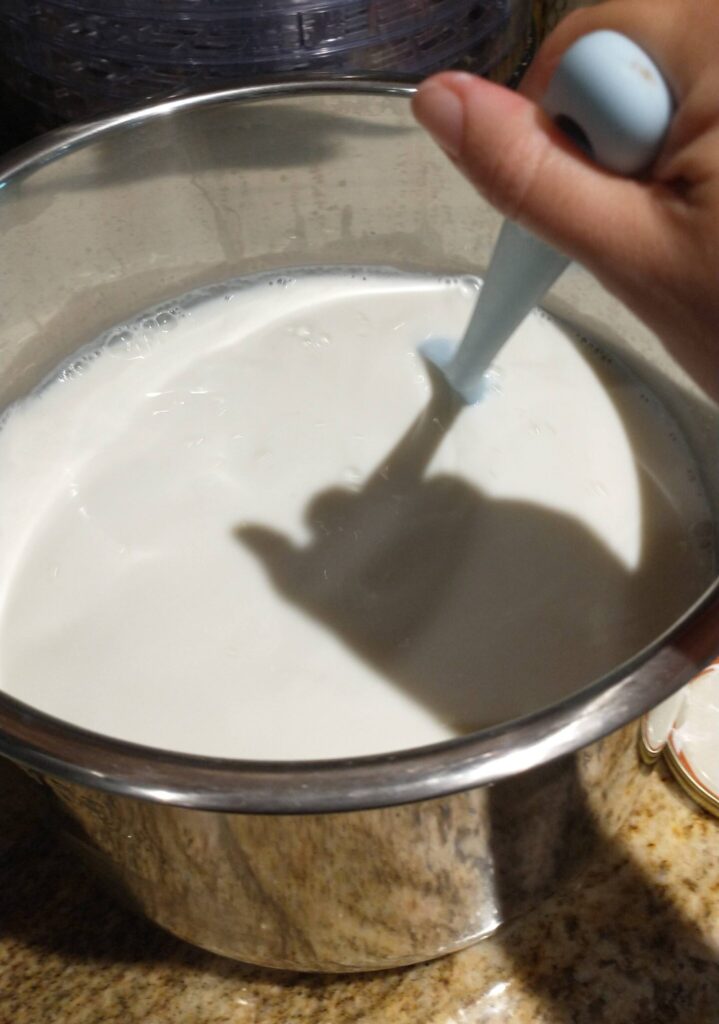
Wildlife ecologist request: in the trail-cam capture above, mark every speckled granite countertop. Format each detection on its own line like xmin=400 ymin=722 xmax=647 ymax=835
xmin=0 ymin=754 xmax=717 ymax=1024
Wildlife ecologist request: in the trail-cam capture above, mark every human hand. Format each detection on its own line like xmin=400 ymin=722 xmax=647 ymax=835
xmin=412 ymin=0 xmax=719 ymax=396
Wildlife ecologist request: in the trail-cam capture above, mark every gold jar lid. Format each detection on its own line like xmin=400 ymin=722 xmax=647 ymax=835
xmin=640 ymin=662 xmax=719 ymax=817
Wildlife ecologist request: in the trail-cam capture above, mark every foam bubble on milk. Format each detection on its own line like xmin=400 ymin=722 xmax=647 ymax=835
xmin=0 ymin=268 xmax=713 ymax=760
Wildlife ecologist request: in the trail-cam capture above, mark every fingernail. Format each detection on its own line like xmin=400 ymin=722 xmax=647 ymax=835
xmin=413 ymin=81 xmax=465 ymax=159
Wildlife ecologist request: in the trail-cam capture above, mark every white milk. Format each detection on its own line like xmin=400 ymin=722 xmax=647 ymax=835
xmin=0 ymin=270 xmax=713 ymax=759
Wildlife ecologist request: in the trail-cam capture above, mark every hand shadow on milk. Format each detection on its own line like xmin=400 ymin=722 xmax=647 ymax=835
xmin=236 ymin=366 xmax=691 ymax=733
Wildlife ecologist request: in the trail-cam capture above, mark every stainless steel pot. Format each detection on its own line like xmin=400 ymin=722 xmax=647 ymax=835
xmin=0 ymin=82 xmax=717 ymax=973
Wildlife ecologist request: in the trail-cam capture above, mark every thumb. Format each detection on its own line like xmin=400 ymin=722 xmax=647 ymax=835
xmin=411 ymin=72 xmax=665 ymax=285
xmin=236 ymin=524 xmax=302 ymax=580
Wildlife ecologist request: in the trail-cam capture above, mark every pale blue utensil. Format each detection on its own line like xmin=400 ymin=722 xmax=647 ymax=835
xmin=424 ymin=30 xmax=675 ymax=404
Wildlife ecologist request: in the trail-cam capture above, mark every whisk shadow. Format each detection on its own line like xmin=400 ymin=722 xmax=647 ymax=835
xmin=236 ymin=364 xmax=692 ymax=733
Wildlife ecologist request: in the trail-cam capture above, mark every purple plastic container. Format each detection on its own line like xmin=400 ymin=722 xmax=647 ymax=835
xmin=0 ymin=0 xmax=534 ymax=120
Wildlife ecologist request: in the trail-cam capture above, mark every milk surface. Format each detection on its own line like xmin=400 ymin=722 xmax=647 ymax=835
xmin=0 ymin=270 xmax=713 ymax=759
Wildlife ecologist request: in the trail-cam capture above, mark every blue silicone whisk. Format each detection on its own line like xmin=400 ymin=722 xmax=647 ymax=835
xmin=423 ymin=30 xmax=675 ymax=403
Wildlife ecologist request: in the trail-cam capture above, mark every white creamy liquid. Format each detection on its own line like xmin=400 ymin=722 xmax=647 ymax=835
xmin=0 ymin=270 xmax=713 ymax=759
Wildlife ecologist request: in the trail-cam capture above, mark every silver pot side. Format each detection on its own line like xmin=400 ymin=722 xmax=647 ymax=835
xmin=28 ymin=723 xmax=639 ymax=972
